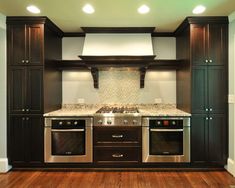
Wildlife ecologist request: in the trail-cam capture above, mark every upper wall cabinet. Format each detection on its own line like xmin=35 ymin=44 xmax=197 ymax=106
xmin=191 ymin=23 xmax=228 ymax=66
xmin=7 ymin=24 xmax=43 ymax=66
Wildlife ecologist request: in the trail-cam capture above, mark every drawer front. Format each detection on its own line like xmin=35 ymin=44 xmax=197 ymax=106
xmin=94 ymin=146 xmax=140 ymax=163
xmin=94 ymin=127 xmax=141 ymax=144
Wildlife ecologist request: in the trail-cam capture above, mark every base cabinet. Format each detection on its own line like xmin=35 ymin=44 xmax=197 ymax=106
xmin=191 ymin=114 xmax=226 ymax=165
xmin=93 ymin=126 xmax=142 ymax=165
xmin=9 ymin=115 xmax=43 ymax=166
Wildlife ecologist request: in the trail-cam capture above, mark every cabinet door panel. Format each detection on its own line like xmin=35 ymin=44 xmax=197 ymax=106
xmin=208 ymin=114 xmax=226 ymax=164
xmin=26 ymin=24 xmax=43 ymax=65
xmin=208 ymin=24 xmax=228 ymax=65
xmin=191 ymin=114 xmax=207 ymax=163
xmin=208 ymin=66 xmax=226 ymax=114
xmin=191 ymin=24 xmax=207 ymax=65
xmin=27 ymin=67 xmax=43 ymax=114
xmin=9 ymin=116 xmax=28 ymax=164
xmin=192 ymin=66 xmax=207 ymax=113
xmin=28 ymin=116 xmax=43 ymax=163
xmin=7 ymin=25 xmax=26 ymax=65
xmin=9 ymin=67 xmax=26 ymax=114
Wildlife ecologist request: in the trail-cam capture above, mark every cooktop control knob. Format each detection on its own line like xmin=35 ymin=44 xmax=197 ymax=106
xmin=123 ymin=120 xmax=128 ymax=124
xmin=98 ymin=120 xmax=103 ymax=125
xmin=133 ymin=120 xmax=137 ymax=125
xmin=107 ymin=120 xmax=112 ymax=125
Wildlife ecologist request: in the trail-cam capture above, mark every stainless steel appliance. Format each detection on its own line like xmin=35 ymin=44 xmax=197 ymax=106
xmin=142 ymin=117 xmax=190 ymax=163
xmin=94 ymin=106 xmax=141 ymax=126
xmin=44 ymin=117 xmax=93 ymax=163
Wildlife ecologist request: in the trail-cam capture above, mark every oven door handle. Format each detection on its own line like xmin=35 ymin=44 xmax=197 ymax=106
xmin=150 ymin=129 xmax=183 ymax=132
xmin=51 ymin=129 xmax=85 ymax=132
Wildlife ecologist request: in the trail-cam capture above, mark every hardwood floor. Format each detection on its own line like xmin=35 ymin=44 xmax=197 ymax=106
xmin=0 ymin=170 xmax=235 ymax=188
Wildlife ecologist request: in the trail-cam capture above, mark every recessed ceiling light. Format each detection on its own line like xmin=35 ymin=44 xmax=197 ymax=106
xmin=26 ymin=5 xmax=41 ymax=14
xmin=193 ymin=5 xmax=206 ymax=14
xmin=82 ymin=4 xmax=95 ymax=14
xmin=138 ymin=5 xmax=150 ymax=14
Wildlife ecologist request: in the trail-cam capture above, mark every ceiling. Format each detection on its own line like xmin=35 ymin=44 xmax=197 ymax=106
xmin=0 ymin=0 xmax=235 ymax=32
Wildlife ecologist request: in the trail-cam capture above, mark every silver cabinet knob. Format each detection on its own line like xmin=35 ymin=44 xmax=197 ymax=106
xmin=206 ymin=117 xmax=209 ymax=120
xmin=205 ymin=59 xmax=209 ymax=63
xmin=22 ymin=60 xmax=25 ymax=63
xmin=26 ymin=117 xmax=29 ymax=121
xmin=25 ymin=60 xmax=29 ymax=63
xmin=22 ymin=117 xmax=25 ymax=121
xmin=209 ymin=108 xmax=212 ymax=111
xmin=22 ymin=109 xmax=25 ymax=112
xmin=205 ymin=108 xmax=209 ymax=111
xmin=74 ymin=121 xmax=78 ymax=125
xmin=26 ymin=109 xmax=29 ymax=112
xmin=209 ymin=117 xmax=213 ymax=120
xmin=59 ymin=121 xmax=63 ymax=125
xmin=209 ymin=60 xmax=213 ymax=63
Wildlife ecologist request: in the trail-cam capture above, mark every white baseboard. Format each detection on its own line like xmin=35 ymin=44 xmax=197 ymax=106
xmin=0 ymin=158 xmax=11 ymax=173
xmin=226 ymin=158 xmax=235 ymax=176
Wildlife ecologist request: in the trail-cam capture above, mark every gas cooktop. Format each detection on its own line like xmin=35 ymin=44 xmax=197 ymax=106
xmin=96 ymin=106 xmax=139 ymax=114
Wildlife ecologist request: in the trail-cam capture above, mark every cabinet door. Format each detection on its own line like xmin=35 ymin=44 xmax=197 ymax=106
xmin=191 ymin=24 xmax=207 ymax=65
xmin=191 ymin=66 xmax=208 ymax=113
xmin=191 ymin=114 xmax=207 ymax=163
xmin=26 ymin=24 xmax=43 ymax=65
xmin=27 ymin=116 xmax=44 ymax=164
xmin=208 ymin=114 xmax=226 ymax=164
xmin=9 ymin=115 xmax=43 ymax=165
xmin=7 ymin=25 xmax=26 ymax=65
xmin=9 ymin=115 xmax=28 ymax=164
xmin=9 ymin=67 xmax=26 ymax=114
xmin=26 ymin=67 xmax=43 ymax=114
xmin=208 ymin=24 xmax=228 ymax=65
xmin=208 ymin=66 xmax=226 ymax=114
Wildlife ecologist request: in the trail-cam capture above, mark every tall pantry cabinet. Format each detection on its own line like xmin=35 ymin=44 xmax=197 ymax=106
xmin=176 ymin=17 xmax=228 ymax=165
xmin=7 ymin=17 xmax=63 ymax=166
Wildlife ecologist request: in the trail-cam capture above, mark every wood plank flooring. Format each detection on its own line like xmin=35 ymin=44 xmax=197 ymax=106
xmin=0 ymin=170 xmax=235 ymax=188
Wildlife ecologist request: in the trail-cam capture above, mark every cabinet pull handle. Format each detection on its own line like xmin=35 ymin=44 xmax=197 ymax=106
xmin=209 ymin=117 xmax=213 ymax=120
xmin=25 ymin=60 xmax=29 ymax=63
xmin=209 ymin=108 xmax=212 ymax=111
xmin=205 ymin=108 xmax=208 ymax=111
xmin=22 ymin=109 xmax=25 ymax=112
xmin=209 ymin=59 xmax=213 ymax=63
xmin=112 ymin=134 xmax=123 ymax=138
xmin=112 ymin=154 xmax=124 ymax=158
xmin=206 ymin=117 xmax=209 ymax=120
xmin=21 ymin=60 xmax=25 ymax=63
xmin=205 ymin=59 xmax=209 ymax=63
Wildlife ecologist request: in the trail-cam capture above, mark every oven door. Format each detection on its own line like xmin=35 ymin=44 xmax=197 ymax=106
xmin=45 ymin=118 xmax=93 ymax=163
xmin=142 ymin=118 xmax=190 ymax=163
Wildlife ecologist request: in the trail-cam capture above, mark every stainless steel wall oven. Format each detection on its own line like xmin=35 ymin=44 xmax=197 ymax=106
xmin=44 ymin=117 xmax=93 ymax=163
xmin=142 ymin=117 xmax=190 ymax=163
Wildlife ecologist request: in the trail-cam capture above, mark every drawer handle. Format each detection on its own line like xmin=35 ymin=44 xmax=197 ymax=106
xmin=112 ymin=134 xmax=123 ymax=138
xmin=112 ymin=154 xmax=124 ymax=158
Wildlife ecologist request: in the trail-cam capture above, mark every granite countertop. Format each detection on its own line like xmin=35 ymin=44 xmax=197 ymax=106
xmin=44 ymin=104 xmax=190 ymax=117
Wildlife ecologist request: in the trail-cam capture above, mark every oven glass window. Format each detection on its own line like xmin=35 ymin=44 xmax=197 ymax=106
xmin=52 ymin=131 xmax=85 ymax=155
xmin=150 ymin=131 xmax=183 ymax=155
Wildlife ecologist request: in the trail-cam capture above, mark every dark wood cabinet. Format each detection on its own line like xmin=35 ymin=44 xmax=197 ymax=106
xmin=176 ymin=17 xmax=228 ymax=166
xmin=191 ymin=23 xmax=227 ymax=66
xmin=192 ymin=66 xmax=226 ymax=114
xmin=191 ymin=114 xmax=226 ymax=164
xmin=7 ymin=17 xmax=63 ymax=167
xmin=94 ymin=126 xmax=142 ymax=165
xmin=7 ymin=24 xmax=43 ymax=66
xmin=9 ymin=66 xmax=43 ymax=114
xmin=9 ymin=115 xmax=43 ymax=165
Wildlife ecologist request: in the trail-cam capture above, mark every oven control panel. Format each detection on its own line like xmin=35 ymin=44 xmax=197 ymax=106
xmin=149 ymin=119 xmax=183 ymax=129
xmin=51 ymin=119 xmax=86 ymax=129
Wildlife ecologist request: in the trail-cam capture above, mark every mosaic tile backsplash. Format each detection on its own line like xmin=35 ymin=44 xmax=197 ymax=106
xmin=62 ymin=70 xmax=176 ymax=104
